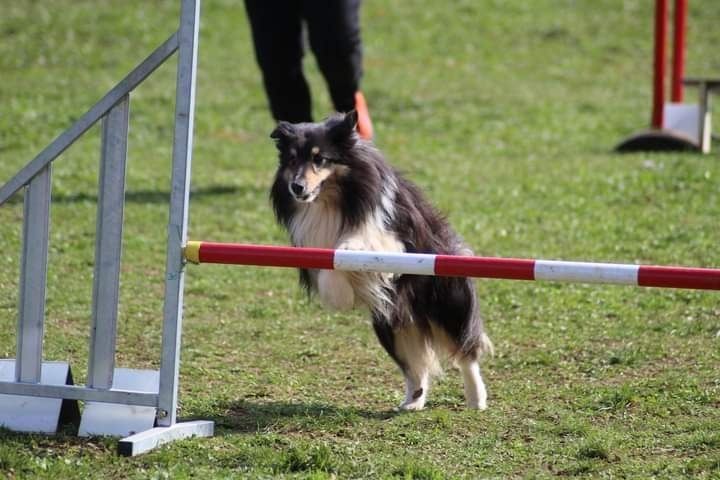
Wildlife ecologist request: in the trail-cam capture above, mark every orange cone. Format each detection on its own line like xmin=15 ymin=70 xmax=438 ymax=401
xmin=354 ymin=91 xmax=374 ymax=140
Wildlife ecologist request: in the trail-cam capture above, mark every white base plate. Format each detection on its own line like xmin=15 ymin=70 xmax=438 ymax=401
xmin=0 ymin=361 xmax=214 ymax=455
xmin=79 ymin=368 xmax=159 ymax=437
xmin=0 ymin=360 xmax=75 ymax=433
xmin=663 ymin=102 xmax=700 ymax=141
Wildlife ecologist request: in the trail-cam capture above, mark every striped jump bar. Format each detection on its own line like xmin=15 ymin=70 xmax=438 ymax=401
xmin=183 ymin=242 xmax=720 ymax=291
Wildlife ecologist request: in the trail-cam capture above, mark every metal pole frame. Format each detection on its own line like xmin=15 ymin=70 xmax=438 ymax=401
xmin=0 ymin=0 xmax=213 ymax=455
xmin=158 ymin=0 xmax=201 ymax=428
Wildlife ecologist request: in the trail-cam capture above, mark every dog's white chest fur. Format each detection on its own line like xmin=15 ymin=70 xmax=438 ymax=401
xmin=289 ymin=198 xmax=404 ymax=313
xmin=289 ymin=200 xmax=343 ymax=249
xmin=289 ymin=197 xmax=404 ymax=253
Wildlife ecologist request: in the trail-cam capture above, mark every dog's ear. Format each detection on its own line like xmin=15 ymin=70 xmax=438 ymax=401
xmin=328 ymin=110 xmax=358 ymax=142
xmin=270 ymin=121 xmax=295 ymax=144
xmin=342 ymin=109 xmax=359 ymax=132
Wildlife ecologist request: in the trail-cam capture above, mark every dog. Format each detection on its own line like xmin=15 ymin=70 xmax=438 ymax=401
xmin=269 ymin=111 xmax=492 ymax=410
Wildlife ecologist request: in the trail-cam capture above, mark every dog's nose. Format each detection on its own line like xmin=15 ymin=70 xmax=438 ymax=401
xmin=290 ymin=182 xmax=305 ymax=196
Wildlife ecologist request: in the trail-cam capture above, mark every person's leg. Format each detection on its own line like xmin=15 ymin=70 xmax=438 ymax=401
xmin=302 ymin=0 xmax=362 ymax=113
xmin=244 ymin=0 xmax=313 ymax=122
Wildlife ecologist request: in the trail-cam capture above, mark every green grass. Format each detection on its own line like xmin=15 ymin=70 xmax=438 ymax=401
xmin=1 ymin=0 xmax=719 ymax=478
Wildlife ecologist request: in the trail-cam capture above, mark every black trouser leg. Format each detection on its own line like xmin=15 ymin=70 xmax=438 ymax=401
xmin=244 ymin=0 xmax=313 ymax=122
xmin=302 ymin=0 xmax=363 ymax=113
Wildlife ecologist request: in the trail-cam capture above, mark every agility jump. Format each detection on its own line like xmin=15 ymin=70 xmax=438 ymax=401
xmin=184 ymin=242 xmax=720 ymax=291
xmin=1 ymin=0 xmax=718 ymax=458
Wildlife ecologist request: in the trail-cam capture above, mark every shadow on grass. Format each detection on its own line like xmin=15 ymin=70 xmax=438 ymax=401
xmin=198 ymin=399 xmax=396 ymax=434
xmin=3 ymin=184 xmax=262 ymax=205
xmin=0 ymin=424 xmax=116 ymax=453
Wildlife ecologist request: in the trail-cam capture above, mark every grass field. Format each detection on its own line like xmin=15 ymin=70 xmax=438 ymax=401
xmin=1 ymin=0 xmax=719 ymax=478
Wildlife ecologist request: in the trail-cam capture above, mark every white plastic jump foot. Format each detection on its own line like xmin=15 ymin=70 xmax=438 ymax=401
xmin=79 ymin=368 xmax=159 ymax=438
xmin=0 ymin=360 xmax=78 ymax=433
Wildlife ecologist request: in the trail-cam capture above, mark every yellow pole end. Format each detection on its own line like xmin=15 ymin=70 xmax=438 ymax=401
xmin=184 ymin=241 xmax=202 ymax=264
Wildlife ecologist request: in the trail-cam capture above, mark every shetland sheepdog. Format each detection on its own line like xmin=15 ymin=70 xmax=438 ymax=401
xmin=269 ymin=111 xmax=492 ymax=410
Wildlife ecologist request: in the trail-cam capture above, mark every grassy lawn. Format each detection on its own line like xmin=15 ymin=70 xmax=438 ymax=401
xmin=1 ymin=0 xmax=719 ymax=478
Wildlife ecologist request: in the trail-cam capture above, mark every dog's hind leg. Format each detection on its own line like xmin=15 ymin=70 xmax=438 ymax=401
xmin=394 ymin=324 xmax=435 ymax=411
xmin=457 ymin=354 xmax=487 ymax=410
xmin=372 ymin=314 xmax=433 ymax=411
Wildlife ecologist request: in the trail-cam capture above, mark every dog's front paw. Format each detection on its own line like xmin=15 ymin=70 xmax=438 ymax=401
xmin=465 ymin=385 xmax=488 ymax=410
xmin=317 ymin=270 xmax=354 ymax=311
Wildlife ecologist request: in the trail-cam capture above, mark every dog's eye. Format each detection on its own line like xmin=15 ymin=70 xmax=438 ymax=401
xmin=313 ymin=156 xmax=327 ymax=167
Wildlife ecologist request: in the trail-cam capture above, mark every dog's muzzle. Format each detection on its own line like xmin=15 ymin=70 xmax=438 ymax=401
xmin=289 ymin=180 xmax=320 ymax=202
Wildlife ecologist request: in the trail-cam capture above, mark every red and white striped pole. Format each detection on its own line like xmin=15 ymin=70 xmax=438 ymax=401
xmin=184 ymin=242 xmax=720 ymax=291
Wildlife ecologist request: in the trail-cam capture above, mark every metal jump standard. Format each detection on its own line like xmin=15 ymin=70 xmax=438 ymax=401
xmin=616 ymin=0 xmax=718 ymax=152
xmin=0 ymin=0 xmax=212 ymax=456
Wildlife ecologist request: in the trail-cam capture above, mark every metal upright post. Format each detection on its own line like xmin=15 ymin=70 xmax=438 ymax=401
xmin=118 ymin=0 xmax=213 ymax=454
xmin=697 ymin=82 xmax=711 ymax=154
xmin=16 ymin=165 xmax=53 ymax=383
xmin=88 ymin=96 xmax=130 ymax=389
xmin=158 ymin=0 xmax=201 ymax=427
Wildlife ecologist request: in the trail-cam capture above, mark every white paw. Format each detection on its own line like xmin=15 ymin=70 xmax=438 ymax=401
xmin=466 ymin=398 xmax=488 ymax=410
xmin=317 ymin=270 xmax=354 ymax=311
xmin=396 ymin=399 xmax=426 ymax=411
xmin=396 ymin=387 xmax=427 ymax=411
